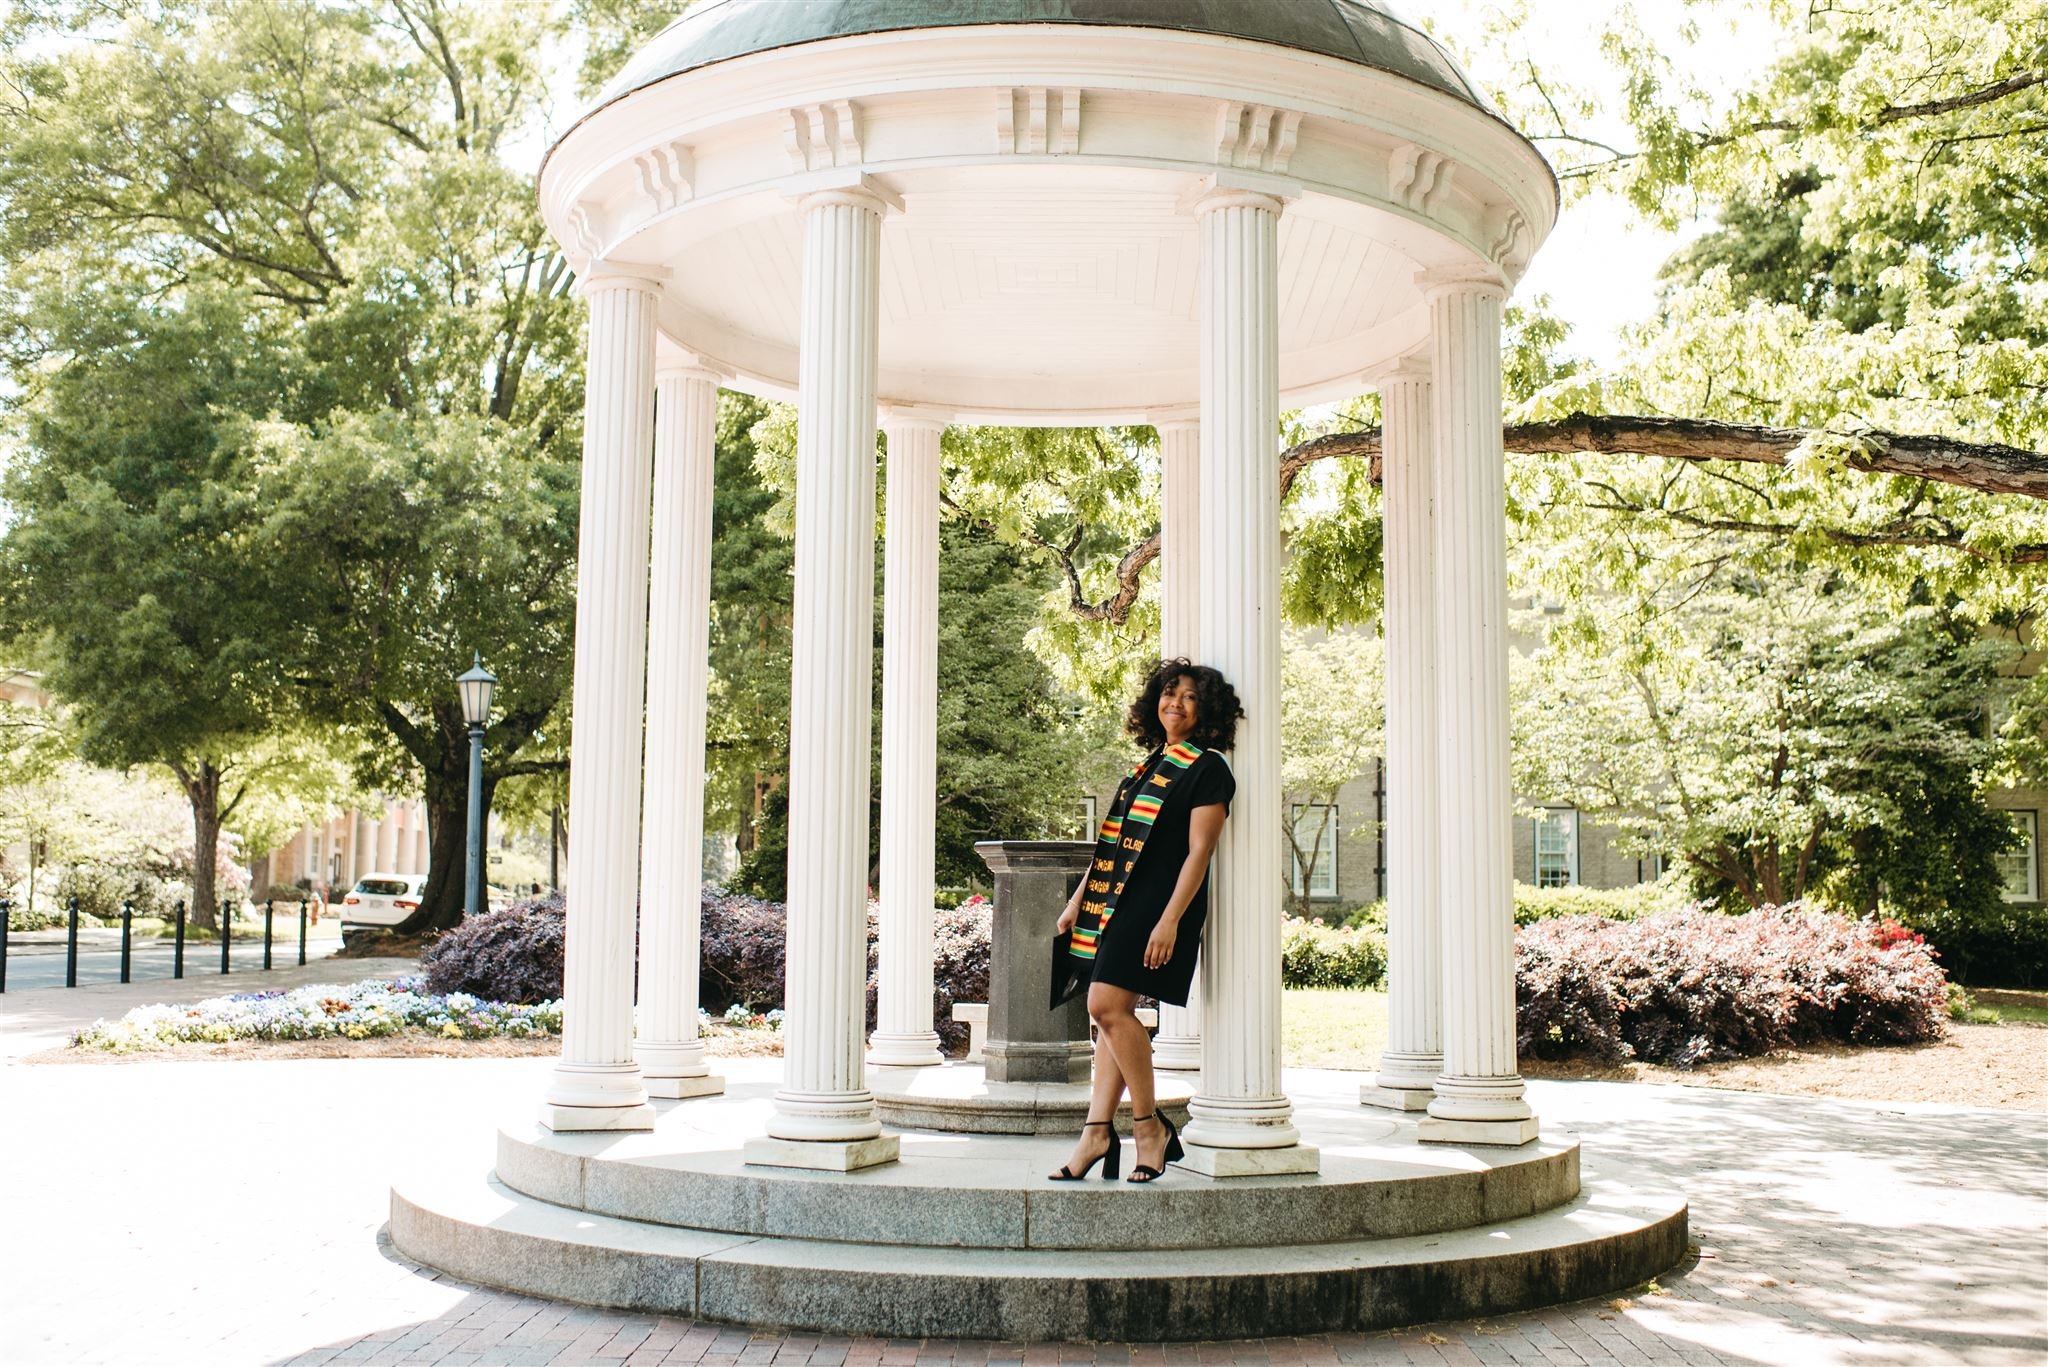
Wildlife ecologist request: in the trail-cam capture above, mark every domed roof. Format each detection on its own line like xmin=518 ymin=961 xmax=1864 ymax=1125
xmin=598 ymin=0 xmax=1490 ymax=113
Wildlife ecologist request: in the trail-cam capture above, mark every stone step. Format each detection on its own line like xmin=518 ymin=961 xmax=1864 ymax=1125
xmin=389 ymin=1162 xmax=1687 ymax=1341
xmin=492 ymin=1115 xmax=1582 ymax=1252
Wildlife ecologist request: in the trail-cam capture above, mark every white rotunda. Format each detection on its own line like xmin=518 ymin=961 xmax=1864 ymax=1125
xmin=392 ymin=3 xmax=1686 ymax=1338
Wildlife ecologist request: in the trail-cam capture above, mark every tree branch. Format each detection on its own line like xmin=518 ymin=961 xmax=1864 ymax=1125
xmin=1054 ymin=415 xmax=2047 ymax=624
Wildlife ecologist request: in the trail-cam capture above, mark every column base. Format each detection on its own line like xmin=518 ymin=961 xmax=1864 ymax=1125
xmin=867 ymin=1031 xmax=944 ymax=1068
xmin=1152 ymin=1036 xmax=1202 ymax=1072
xmin=1175 ymin=1142 xmax=1321 ymax=1178
xmin=1418 ymin=1115 xmax=1541 ymax=1147
xmin=538 ymin=1102 xmax=657 ymax=1133
xmin=1359 ymin=1079 xmax=1434 ymax=1112
xmin=645 ymin=1074 xmax=726 ymax=1100
xmin=743 ymin=1134 xmax=901 ymax=1172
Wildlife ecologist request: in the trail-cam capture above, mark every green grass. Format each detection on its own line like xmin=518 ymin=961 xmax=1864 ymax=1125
xmin=1973 ymin=988 xmax=2048 ymax=1025
xmin=1282 ymin=987 xmax=1389 ymax=1070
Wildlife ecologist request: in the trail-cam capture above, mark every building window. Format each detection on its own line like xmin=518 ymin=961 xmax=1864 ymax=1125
xmin=2000 ymin=811 xmax=2040 ymax=903
xmin=1534 ymin=808 xmax=1579 ymax=888
xmin=1290 ymin=804 xmax=1339 ymax=899
xmin=1079 ymin=794 xmax=1099 ymax=840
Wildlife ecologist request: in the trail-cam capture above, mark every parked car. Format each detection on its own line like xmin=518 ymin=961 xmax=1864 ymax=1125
xmin=340 ymin=872 xmax=428 ymax=930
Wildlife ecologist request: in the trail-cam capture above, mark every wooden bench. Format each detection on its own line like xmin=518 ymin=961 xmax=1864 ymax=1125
xmin=950 ymin=1002 xmax=1156 ymax=1064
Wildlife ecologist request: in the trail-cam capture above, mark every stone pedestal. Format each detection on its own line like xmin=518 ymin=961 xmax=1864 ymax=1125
xmin=973 ymin=841 xmax=1094 ymax=1084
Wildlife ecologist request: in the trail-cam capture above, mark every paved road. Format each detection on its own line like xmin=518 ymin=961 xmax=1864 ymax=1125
xmin=1 ymin=932 xmax=343 ymax=992
xmin=0 ymin=1052 xmax=2041 ymax=1367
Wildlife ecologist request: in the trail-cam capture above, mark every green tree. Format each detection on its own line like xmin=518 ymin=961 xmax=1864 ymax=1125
xmin=0 ymin=283 xmax=310 ymax=927
xmin=1512 ymin=564 xmax=2014 ymax=909
xmin=1 ymin=0 xmax=587 ymax=931
xmin=1279 ymin=630 xmax=1385 ymax=917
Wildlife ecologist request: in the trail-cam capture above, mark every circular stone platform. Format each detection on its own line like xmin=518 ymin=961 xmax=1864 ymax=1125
xmin=869 ymin=1061 xmax=1194 ymax=1134
xmin=390 ymin=1061 xmax=1687 ymax=1340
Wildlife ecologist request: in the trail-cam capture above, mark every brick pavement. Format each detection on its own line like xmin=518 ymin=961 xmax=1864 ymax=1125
xmin=1 ymin=1053 xmax=2041 ymax=1366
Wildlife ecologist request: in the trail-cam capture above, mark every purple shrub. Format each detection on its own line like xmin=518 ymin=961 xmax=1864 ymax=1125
xmin=699 ymin=888 xmax=790 ymax=1012
xmin=865 ymin=895 xmax=993 ymax=1053
xmin=420 ymin=892 xmax=568 ymax=1004
xmin=1515 ymin=907 xmax=1949 ymax=1068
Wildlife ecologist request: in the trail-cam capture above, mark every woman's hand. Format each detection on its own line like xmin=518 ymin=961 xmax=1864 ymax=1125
xmin=1143 ymin=919 xmax=1178 ymax=970
xmin=1056 ymin=901 xmax=1080 ymax=935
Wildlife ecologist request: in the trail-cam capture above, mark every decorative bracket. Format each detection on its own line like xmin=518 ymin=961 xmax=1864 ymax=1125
xmin=784 ymin=100 xmax=864 ymax=173
xmin=997 ymin=87 xmax=1080 ymax=154
xmin=633 ymin=140 xmax=696 ymax=215
xmin=1214 ymin=103 xmax=1303 ymax=174
xmin=1485 ymin=205 xmax=1532 ymax=274
xmin=1390 ymin=144 xmax=1453 ymax=214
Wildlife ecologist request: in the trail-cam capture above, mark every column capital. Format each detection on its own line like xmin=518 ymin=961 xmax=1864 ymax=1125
xmin=791 ymin=172 xmax=903 ymax=218
xmin=1416 ymin=264 xmax=1508 ymax=301
xmin=1180 ymin=174 xmax=1291 ymax=220
xmin=879 ymin=403 xmax=952 ymax=434
xmin=1148 ymin=407 xmax=1201 ymax=434
xmin=656 ymin=361 xmax=726 ymax=387
xmin=1362 ymin=352 xmax=1432 ymax=388
xmin=579 ymin=259 xmax=671 ymax=298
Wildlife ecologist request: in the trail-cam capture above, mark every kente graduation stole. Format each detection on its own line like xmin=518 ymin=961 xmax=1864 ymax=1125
xmin=1070 ymin=741 xmax=1205 ymax=960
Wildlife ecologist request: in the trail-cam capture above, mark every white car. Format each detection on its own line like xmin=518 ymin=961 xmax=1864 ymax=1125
xmin=340 ymin=872 xmax=428 ymax=929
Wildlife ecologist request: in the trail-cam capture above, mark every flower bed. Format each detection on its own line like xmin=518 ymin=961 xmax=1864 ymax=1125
xmin=70 ymin=977 xmax=563 ymax=1052
xmin=1516 ymin=907 xmax=1950 ymax=1069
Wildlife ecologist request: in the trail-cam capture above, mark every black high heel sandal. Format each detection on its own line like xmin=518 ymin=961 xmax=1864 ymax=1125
xmin=1126 ymin=1111 xmax=1183 ymax=1183
xmin=1047 ymin=1119 xmax=1121 ymax=1181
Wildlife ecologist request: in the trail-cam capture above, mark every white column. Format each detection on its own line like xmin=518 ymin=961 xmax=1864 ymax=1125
xmin=635 ymin=363 xmax=726 ymax=1100
xmin=540 ymin=264 xmax=665 ymax=1132
xmin=869 ymin=409 xmax=947 ymax=1068
xmin=1153 ymin=415 xmax=1204 ymax=1074
xmin=748 ymin=186 xmax=898 ymax=1170
xmin=1362 ymin=356 xmax=1443 ymax=1111
xmin=410 ymin=805 xmax=430 ymax=879
xmin=344 ymin=811 xmax=364 ymax=889
xmin=1182 ymin=188 xmax=1316 ymax=1176
xmin=375 ymin=804 xmax=400 ymax=873
xmin=1421 ymin=271 xmax=1537 ymax=1146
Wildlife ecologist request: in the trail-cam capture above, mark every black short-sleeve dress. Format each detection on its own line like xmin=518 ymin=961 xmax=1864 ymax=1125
xmin=1070 ymin=742 xmax=1235 ymax=1006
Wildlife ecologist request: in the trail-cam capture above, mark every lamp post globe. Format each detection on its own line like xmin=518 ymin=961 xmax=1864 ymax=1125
xmin=456 ymin=656 xmax=498 ymax=919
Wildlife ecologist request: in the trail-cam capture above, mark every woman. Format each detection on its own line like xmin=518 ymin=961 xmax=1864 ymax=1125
xmin=1050 ymin=657 xmax=1241 ymax=1183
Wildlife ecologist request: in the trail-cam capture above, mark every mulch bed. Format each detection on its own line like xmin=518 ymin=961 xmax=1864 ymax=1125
xmin=1522 ymin=1020 xmax=2048 ymax=1110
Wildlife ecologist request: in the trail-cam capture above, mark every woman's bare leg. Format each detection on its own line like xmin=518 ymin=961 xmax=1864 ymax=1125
xmin=1088 ymin=983 xmax=1162 ymax=1169
xmin=1052 ymin=1012 xmax=1130 ymax=1177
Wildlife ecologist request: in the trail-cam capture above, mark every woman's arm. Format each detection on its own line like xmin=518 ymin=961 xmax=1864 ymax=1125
xmin=1143 ymin=803 xmax=1228 ymax=969
xmin=1055 ymin=876 xmax=1086 ymax=934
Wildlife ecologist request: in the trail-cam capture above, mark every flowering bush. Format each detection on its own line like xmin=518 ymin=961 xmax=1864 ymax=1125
xmin=1281 ymin=916 xmax=1387 ymax=990
xmin=1516 ymin=907 xmax=1949 ymax=1068
xmin=71 ymin=977 xmax=562 ymax=1052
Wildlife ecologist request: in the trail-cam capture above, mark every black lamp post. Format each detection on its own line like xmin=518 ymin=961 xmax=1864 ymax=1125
xmin=456 ymin=655 xmax=499 ymax=920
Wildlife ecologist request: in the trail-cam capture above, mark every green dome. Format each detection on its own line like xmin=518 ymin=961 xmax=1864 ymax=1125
xmin=598 ymin=0 xmax=1490 ymax=113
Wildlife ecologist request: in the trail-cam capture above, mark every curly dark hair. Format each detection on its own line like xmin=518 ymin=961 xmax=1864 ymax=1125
xmin=1124 ymin=657 xmax=1244 ymax=752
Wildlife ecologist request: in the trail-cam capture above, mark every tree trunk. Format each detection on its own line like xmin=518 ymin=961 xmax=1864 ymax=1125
xmin=172 ymin=759 xmax=223 ymax=931
xmin=398 ymin=708 xmax=499 ymax=935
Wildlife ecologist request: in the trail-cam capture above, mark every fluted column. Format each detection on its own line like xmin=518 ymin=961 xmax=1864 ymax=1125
xmin=1421 ymin=271 xmax=1537 ymax=1146
xmin=1153 ymin=415 xmax=1204 ymax=1074
xmin=540 ymin=264 xmax=665 ymax=1132
xmin=1182 ymin=189 xmax=1316 ymax=1176
xmin=1362 ymin=356 xmax=1443 ymax=1111
xmin=375 ymin=804 xmax=400 ymax=873
xmin=749 ymin=187 xmax=899 ymax=1170
xmin=636 ymin=363 xmax=726 ymax=1099
xmin=870 ymin=409 xmax=947 ymax=1068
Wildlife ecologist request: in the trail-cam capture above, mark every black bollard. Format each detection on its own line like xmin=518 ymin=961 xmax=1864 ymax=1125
xmin=174 ymin=900 xmax=186 ymax=979
xmin=220 ymin=898 xmax=231 ymax=975
xmin=263 ymin=900 xmax=274 ymax=971
xmin=297 ymin=899 xmax=308 ymax=966
xmin=65 ymin=894 xmax=79 ymax=988
xmin=120 ymin=899 xmax=133 ymax=984
xmin=0 ymin=898 xmax=10 ymax=994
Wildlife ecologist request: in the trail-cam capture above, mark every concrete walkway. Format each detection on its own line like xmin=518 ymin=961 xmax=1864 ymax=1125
xmin=0 ymin=1049 xmax=2041 ymax=1366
